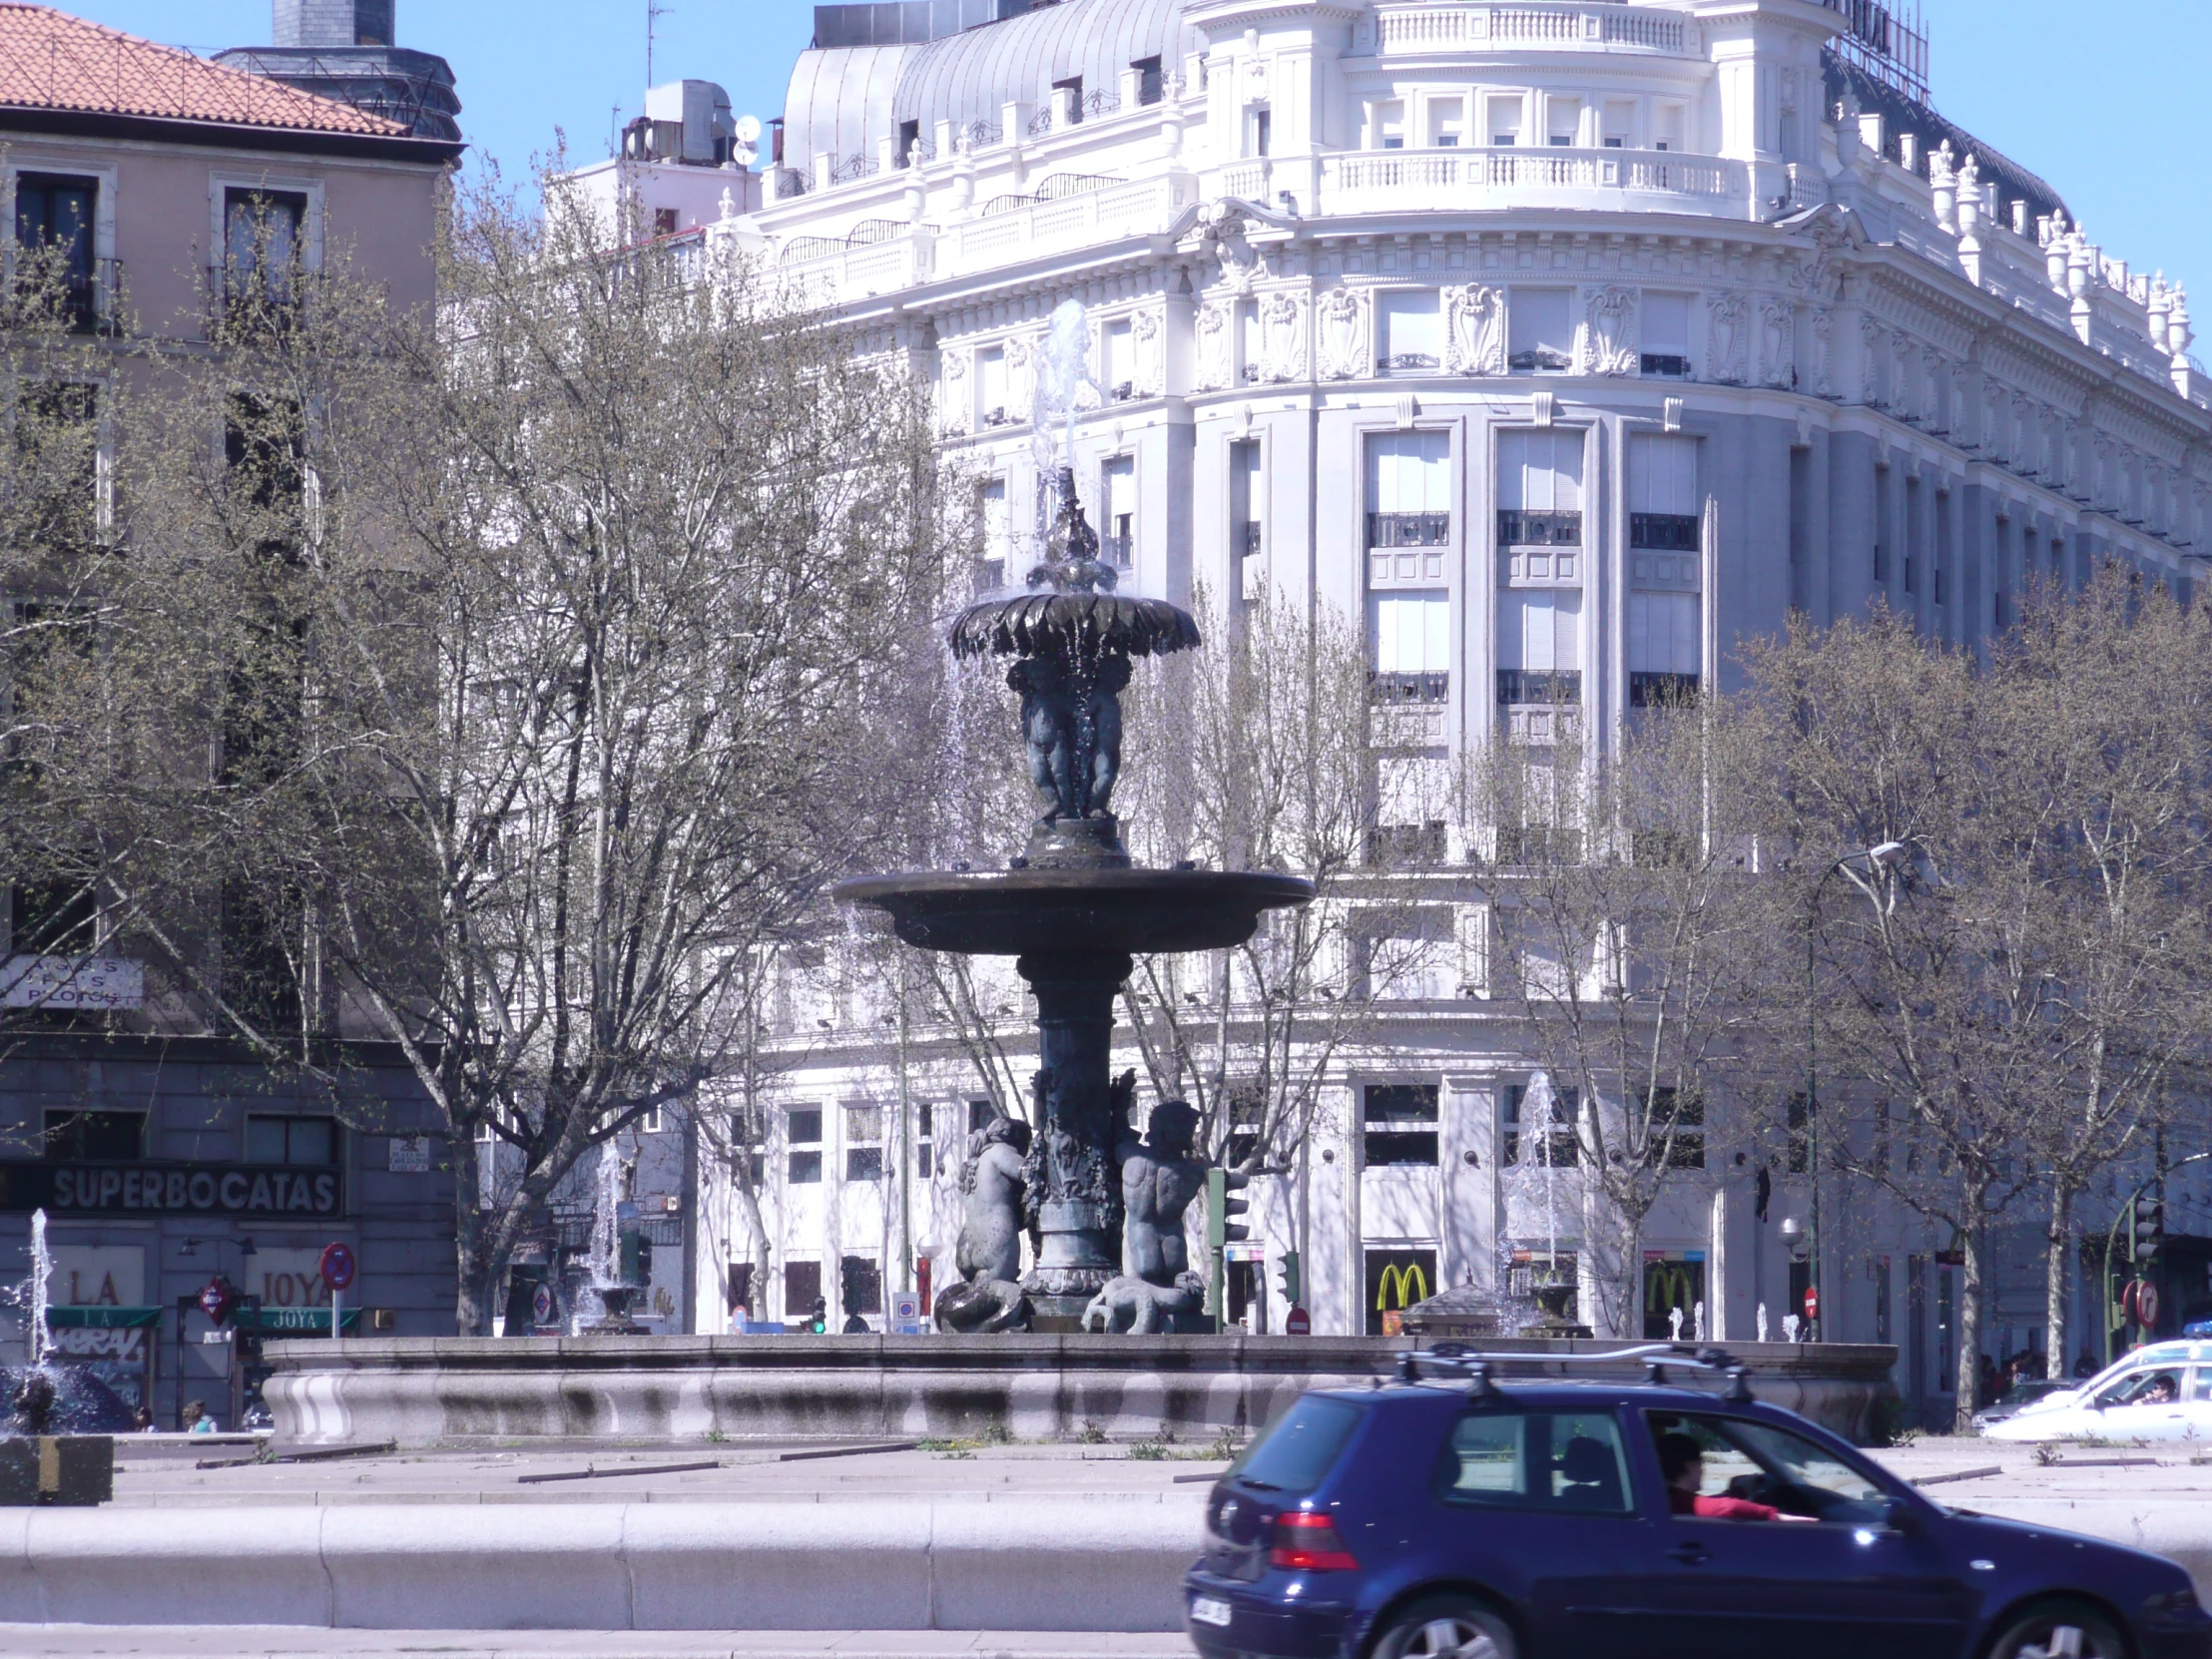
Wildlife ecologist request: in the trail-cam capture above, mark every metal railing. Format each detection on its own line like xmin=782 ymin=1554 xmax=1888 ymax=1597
xmin=1629 ymin=672 xmax=1701 ymax=709
xmin=1629 ymin=512 xmax=1700 ymax=551
xmin=1497 ymin=669 xmax=1582 ymax=706
xmin=1370 ymin=670 xmax=1449 ymax=704
xmin=1369 ymin=511 xmax=1450 ymax=547
xmin=1497 ymin=510 xmax=1581 ymax=546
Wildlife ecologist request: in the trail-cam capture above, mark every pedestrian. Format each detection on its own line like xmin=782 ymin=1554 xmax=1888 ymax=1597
xmin=2074 ymin=1353 xmax=2097 ymax=1379
xmin=182 ymin=1398 xmax=217 ymax=1434
xmin=131 ymin=1406 xmax=153 ymax=1432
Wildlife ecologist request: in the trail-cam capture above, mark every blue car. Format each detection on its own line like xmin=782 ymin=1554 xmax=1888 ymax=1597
xmin=1185 ymin=1347 xmax=2209 ymax=1659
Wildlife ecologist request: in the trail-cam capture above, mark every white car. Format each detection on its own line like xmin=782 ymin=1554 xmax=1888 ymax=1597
xmin=1980 ymin=1340 xmax=2212 ymax=1441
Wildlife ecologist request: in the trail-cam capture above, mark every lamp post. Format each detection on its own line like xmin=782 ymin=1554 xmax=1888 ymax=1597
xmin=1806 ymin=839 xmax=1913 ymax=1344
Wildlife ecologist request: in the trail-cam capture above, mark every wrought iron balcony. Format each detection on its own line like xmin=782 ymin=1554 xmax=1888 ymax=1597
xmin=1629 ymin=512 xmax=1700 ymax=551
xmin=1629 ymin=672 xmax=1700 ymax=708
xmin=1497 ymin=669 xmax=1582 ymax=706
xmin=1497 ymin=510 xmax=1580 ymax=547
xmin=1370 ymin=670 xmax=1448 ymax=704
xmin=1368 ymin=511 xmax=1450 ymax=548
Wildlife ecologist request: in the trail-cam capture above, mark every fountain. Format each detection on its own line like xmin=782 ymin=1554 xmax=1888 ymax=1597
xmin=579 ymin=1147 xmax=646 ymax=1335
xmin=0 ymin=1209 xmax=127 ymax=1503
xmin=837 ymin=307 xmax=1312 ymax=1326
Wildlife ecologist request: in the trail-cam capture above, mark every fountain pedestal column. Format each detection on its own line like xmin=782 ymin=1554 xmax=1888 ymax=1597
xmin=1015 ymin=949 xmax=1130 ymax=1323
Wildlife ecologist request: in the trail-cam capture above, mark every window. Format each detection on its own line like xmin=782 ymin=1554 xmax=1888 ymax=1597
xmin=1248 ymin=106 xmax=1273 ymax=157
xmin=224 ymin=188 xmax=306 ymax=306
xmin=785 ymin=1258 xmax=822 ymax=1319
xmin=1488 ymin=95 xmax=1524 ymax=147
xmin=1502 ymin=1082 xmax=1578 ymax=1166
xmin=1363 ymin=1083 xmax=1438 ymax=1165
xmin=1132 ymin=56 xmax=1164 ymax=107
xmin=12 ymin=381 xmax=101 ymax=555
xmin=42 ymin=1109 xmax=143 ymax=1161
xmin=967 ymin=1099 xmax=996 ymax=1134
xmin=1627 ymin=593 xmax=1699 ymax=706
xmin=976 ymin=477 xmax=1010 ymax=590
xmin=1102 ymin=316 xmax=1135 ymax=401
xmin=1651 ymin=1089 xmax=1704 ymax=1168
xmin=1232 ymin=438 xmax=1264 ymax=596
xmin=1101 ymin=455 xmax=1135 ymax=565
xmin=894 ymin=119 xmax=920 ymax=167
xmin=224 ymin=391 xmax=306 ymax=533
xmin=975 ymin=346 xmax=1008 ymax=426
xmin=1506 ymin=289 xmax=1573 ymax=372
xmin=1426 ymin=98 xmax=1465 ymax=148
xmin=10 ymin=880 xmax=96 ymax=955
xmin=14 ymin=174 xmax=98 ymax=329
xmin=1496 ymin=590 xmax=1581 ymax=705
xmin=245 ymin=1115 xmax=337 ymax=1165
xmin=1546 ymin=97 xmax=1581 ymax=147
xmin=844 ymin=1102 xmax=883 ymax=1182
xmin=1601 ymin=101 xmax=1634 ymax=149
xmin=1371 ymin=99 xmax=1405 ymax=150
xmin=1648 ymin=1411 xmax=1889 ymax=1522
xmin=788 ymin=1105 xmax=823 ymax=1184
xmin=1366 ymin=429 xmax=1450 ymax=570
xmin=1641 ymin=292 xmax=1691 ymax=377
xmin=916 ymin=1103 xmax=938 ymax=1180
xmin=1652 ymin=103 xmax=1685 ymax=152
xmin=1369 ymin=592 xmax=1448 ymax=704
xmin=1227 ymin=1394 xmax=1364 ymax=1492
xmin=1051 ymin=74 xmax=1084 ymax=123
xmin=1434 ymin=1410 xmax=1632 ymax=1514
xmin=1628 ymin=433 xmax=1699 ymax=550
xmin=1377 ymin=289 xmax=1440 ymax=372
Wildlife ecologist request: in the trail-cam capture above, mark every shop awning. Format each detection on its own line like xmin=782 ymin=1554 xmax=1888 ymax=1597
xmin=47 ymin=1306 xmax=162 ymax=1329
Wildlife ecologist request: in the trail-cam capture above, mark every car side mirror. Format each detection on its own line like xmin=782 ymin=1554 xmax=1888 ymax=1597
xmin=1882 ymin=1496 xmax=1921 ymax=1535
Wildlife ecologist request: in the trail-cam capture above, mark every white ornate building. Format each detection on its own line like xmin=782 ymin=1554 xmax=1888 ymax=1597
xmin=673 ymin=0 xmax=2210 ymax=1419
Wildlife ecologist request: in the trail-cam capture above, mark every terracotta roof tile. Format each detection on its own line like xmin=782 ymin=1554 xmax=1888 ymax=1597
xmin=0 ymin=3 xmax=409 ymax=137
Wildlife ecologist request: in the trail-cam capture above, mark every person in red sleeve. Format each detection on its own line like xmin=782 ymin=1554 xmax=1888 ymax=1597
xmin=1657 ymin=1431 xmax=1815 ymax=1521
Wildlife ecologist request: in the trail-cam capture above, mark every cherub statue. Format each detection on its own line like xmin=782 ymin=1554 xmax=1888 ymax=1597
xmin=935 ymin=1114 xmax=1035 ymax=1334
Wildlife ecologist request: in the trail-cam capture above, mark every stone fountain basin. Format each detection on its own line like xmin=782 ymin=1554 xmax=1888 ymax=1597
xmin=835 ymin=867 xmax=1314 ymax=956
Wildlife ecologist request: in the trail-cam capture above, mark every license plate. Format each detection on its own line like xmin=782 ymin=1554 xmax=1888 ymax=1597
xmin=1191 ymin=1597 xmax=1234 ymax=1628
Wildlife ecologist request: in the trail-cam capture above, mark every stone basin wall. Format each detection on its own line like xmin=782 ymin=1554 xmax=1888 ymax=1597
xmin=263 ymin=1335 xmax=1899 ymax=1446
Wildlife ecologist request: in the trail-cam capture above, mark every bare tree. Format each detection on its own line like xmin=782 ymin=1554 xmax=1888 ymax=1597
xmin=1981 ymin=572 xmax=2212 ymax=1378
xmin=1109 ymin=589 xmax=1453 ymax=1252
xmin=1459 ymin=694 xmax=1771 ymax=1339
xmin=63 ymin=169 xmax=957 ymax=1331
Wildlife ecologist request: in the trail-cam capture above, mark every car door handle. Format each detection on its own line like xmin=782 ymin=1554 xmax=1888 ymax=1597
xmin=1666 ymin=1541 xmax=1711 ymax=1565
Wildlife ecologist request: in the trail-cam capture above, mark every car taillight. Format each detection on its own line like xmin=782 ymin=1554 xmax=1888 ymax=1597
xmin=1270 ymin=1509 xmax=1360 ymax=1571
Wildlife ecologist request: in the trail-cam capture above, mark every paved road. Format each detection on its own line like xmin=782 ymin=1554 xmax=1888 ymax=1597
xmin=0 ymin=1631 xmax=1195 ymax=1658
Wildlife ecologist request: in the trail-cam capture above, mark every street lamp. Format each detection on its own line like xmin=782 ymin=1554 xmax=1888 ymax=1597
xmin=1805 ymin=839 xmax=1915 ymax=1342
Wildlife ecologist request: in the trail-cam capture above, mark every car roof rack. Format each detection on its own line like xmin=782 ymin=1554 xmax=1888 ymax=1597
xmin=1397 ymin=1342 xmax=1755 ymax=1403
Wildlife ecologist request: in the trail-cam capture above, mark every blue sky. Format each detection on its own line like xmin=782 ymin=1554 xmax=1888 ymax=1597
xmin=66 ymin=0 xmax=2212 ymax=305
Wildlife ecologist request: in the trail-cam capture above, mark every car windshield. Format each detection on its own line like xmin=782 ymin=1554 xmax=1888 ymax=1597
xmin=1227 ymin=1395 xmax=1365 ymax=1492
xmin=1997 ymin=1380 xmax=2067 ymax=1405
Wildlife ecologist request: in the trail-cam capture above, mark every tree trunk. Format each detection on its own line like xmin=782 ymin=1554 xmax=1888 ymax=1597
xmin=1954 ymin=1221 xmax=1983 ymax=1433
xmin=452 ymin=1134 xmax=493 ymax=1337
xmin=2045 ymin=1182 xmax=2073 ymax=1382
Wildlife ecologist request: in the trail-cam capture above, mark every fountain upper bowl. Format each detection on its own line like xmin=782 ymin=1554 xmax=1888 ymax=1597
xmin=835 ymin=866 xmax=1314 ymax=957
xmin=949 ymin=592 xmax=1201 ymax=661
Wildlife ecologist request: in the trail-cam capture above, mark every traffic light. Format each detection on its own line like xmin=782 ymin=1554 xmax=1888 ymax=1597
xmin=1207 ymin=1166 xmax=1250 ymax=1251
xmin=808 ymin=1296 xmax=828 ymax=1335
xmin=1277 ymin=1250 xmax=1302 ymax=1309
xmin=2135 ymin=1194 xmax=2165 ymax=1261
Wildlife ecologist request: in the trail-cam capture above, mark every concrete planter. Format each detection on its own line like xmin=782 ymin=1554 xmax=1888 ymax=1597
xmin=264 ymin=1334 xmax=1899 ymax=1446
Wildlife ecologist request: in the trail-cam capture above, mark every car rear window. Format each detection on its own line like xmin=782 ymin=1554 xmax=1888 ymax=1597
xmin=1228 ymin=1395 xmax=1365 ymax=1492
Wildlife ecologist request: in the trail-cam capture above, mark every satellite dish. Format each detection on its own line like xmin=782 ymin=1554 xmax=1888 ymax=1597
xmin=733 ymin=114 xmax=762 ymax=144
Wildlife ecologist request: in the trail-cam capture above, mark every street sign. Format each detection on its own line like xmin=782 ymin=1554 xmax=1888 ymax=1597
xmin=531 ymin=1283 xmax=557 ymax=1329
xmin=1285 ymin=1304 xmax=1311 ymax=1336
xmin=2136 ymin=1280 xmax=2161 ymax=1328
xmin=198 ymin=1278 xmax=233 ymax=1325
xmin=1803 ymin=1285 xmax=1819 ymax=1324
xmin=318 ymin=1242 xmax=357 ymax=1292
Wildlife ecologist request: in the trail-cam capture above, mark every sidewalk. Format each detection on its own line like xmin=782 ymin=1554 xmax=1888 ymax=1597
xmin=0 ymin=1631 xmax=1195 ymax=1659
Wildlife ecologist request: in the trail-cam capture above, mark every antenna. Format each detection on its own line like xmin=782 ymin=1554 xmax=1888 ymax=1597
xmin=647 ymin=0 xmax=673 ymax=88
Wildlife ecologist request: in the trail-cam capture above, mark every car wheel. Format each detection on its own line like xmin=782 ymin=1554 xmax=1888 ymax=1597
xmin=1373 ymin=1596 xmax=1517 ymax=1659
xmin=1986 ymin=1600 xmax=2128 ymax=1659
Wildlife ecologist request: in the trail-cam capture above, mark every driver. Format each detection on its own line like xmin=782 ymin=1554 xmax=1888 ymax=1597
xmin=2136 ymin=1373 xmax=2179 ymax=1404
xmin=1657 ymin=1431 xmax=1816 ymax=1522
